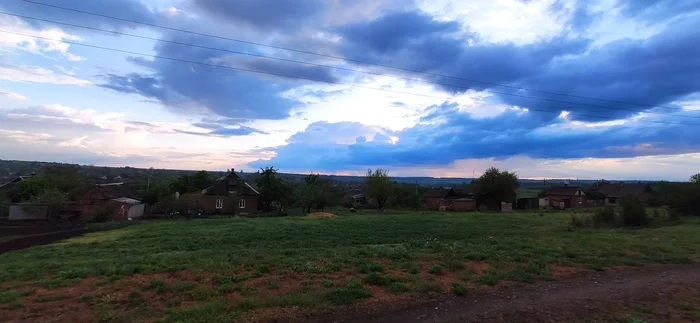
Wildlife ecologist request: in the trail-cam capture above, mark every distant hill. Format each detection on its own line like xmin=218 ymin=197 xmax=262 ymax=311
xmin=0 ymin=159 xmax=662 ymax=187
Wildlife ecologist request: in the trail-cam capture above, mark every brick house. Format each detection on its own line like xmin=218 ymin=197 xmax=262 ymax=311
xmin=196 ymin=171 xmax=260 ymax=215
xmin=593 ymin=183 xmax=653 ymax=206
xmin=425 ymin=188 xmax=458 ymax=209
xmin=546 ymin=186 xmax=587 ymax=209
xmin=76 ymin=183 xmax=144 ymax=221
xmin=426 ymin=188 xmax=476 ymax=211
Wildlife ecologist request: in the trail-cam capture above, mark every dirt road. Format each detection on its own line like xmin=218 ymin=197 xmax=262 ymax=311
xmin=325 ymin=264 xmax=700 ymax=323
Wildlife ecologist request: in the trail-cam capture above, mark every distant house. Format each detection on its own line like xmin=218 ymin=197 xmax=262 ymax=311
xmin=425 ymin=188 xmax=457 ymax=209
xmin=425 ymin=188 xmax=476 ymax=211
xmin=546 ymin=186 xmax=587 ymax=209
xmin=76 ymin=183 xmax=144 ymax=221
xmin=593 ymin=183 xmax=653 ymax=206
xmin=350 ymin=194 xmax=366 ymax=204
xmin=195 ymin=171 xmax=260 ymax=215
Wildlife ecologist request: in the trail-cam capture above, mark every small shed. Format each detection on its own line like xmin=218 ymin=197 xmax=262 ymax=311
xmin=517 ymin=197 xmax=540 ymax=210
xmin=112 ymin=198 xmax=145 ymax=220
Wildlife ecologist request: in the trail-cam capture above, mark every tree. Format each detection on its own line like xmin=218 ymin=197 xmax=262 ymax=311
xmin=169 ymin=171 xmax=215 ymax=194
xmin=296 ymin=173 xmax=321 ymax=214
xmin=691 ymin=173 xmax=700 ymax=183
xmin=7 ymin=166 xmax=90 ymax=203
xmin=256 ymin=167 xmax=287 ymax=211
xmin=365 ymin=169 xmax=393 ymax=210
xmin=472 ymin=167 xmax=519 ymax=209
xmin=24 ymin=188 xmax=69 ymax=222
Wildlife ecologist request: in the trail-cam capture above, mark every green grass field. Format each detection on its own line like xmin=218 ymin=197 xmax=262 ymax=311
xmin=1 ymin=211 xmax=699 ymax=322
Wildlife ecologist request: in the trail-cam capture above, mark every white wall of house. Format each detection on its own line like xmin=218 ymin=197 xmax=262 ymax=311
xmin=127 ymin=203 xmax=145 ymax=219
xmin=8 ymin=204 xmax=47 ymax=220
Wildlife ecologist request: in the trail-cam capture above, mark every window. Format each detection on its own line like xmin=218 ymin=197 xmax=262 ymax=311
xmin=215 ymin=199 xmax=223 ymax=209
xmin=239 ymin=198 xmax=246 ymax=209
xmin=608 ymin=197 xmax=617 ymax=204
xmin=578 ymin=197 xmax=582 ymax=204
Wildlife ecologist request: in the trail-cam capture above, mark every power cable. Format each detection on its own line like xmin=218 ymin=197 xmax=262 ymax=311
xmin=18 ymin=0 xmax=687 ymax=113
xmin=2 ymin=29 xmax=699 ymax=127
xmin=1 ymin=11 xmax=697 ymax=120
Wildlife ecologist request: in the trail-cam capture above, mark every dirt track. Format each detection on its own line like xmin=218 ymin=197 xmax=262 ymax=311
xmin=326 ymin=264 xmax=700 ymax=323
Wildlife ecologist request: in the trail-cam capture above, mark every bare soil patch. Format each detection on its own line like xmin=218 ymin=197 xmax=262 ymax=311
xmin=321 ymin=263 xmax=700 ymax=323
xmin=307 ymin=212 xmax=337 ymax=218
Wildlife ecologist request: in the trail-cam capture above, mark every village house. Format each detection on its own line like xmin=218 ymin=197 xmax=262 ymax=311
xmin=76 ymin=183 xmax=145 ymax=221
xmin=546 ymin=186 xmax=588 ymax=209
xmin=593 ymin=182 xmax=653 ymax=206
xmin=193 ymin=171 xmax=260 ymax=215
xmin=425 ymin=188 xmax=476 ymax=211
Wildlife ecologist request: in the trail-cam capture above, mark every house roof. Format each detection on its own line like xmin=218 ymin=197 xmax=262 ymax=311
xmin=0 ymin=175 xmax=35 ymax=189
xmin=112 ymin=197 xmax=143 ymax=205
xmin=595 ymin=183 xmax=652 ymax=198
xmin=546 ymin=186 xmax=583 ymax=196
xmin=425 ymin=188 xmax=455 ymax=198
xmin=93 ymin=183 xmax=137 ymax=199
xmin=202 ymin=172 xmax=259 ymax=196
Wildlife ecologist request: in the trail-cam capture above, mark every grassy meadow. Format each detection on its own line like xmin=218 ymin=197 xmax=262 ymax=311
xmin=1 ymin=211 xmax=699 ymax=322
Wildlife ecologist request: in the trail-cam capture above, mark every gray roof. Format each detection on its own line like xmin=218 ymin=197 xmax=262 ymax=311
xmin=547 ymin=186 xmax=583 ymax=196
xmin=595 ymin=183 xmax=652 ymax=198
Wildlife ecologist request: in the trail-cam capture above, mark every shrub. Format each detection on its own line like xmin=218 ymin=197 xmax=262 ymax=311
xmin=357 ymin=261 xmax=384 ymax=274
xmin=428 ymin=264 xmax=443 ymax=275
xmin=667 ymin=207 xmax=682 ymax=222
xmin=364 ymin=272 xmax=389 ymax=286
xmin=451 ymin=282 xmax=468 ymax=296
xmin=593 ymin=207 xmax=616 ymax=226
xmin=569 ymin=215 xmax=593 ymax=229
xmin=388 ymin=282 xmax=410 ymax=294
xmin=146 ymin=279 xmax=167 ymax=294
xmin=327 ymin=279 xmax=372 ymax=305
xmin=620 ymin=197 xmax=648 ymax=227
xmin=413 ymin=282 xmax=443 ymax=294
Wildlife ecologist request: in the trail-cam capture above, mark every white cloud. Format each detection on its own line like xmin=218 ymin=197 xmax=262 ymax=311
xmin=0 ymin=15 xmax=85 ymax=61
xmin=419 ymin=0 xmax=564 ymax=44
xmin=0 ymin=63 xmax=91 ymax=85
xmin=0 ymin=129 xmax=52 ymax=144
xmin=0 ymin=90 xmax=27 ymax=100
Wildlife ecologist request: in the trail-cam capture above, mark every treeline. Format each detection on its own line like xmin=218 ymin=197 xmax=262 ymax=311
xmin=255 ymin=167 xmax=431 ymax=214
xmin=651 ymin=174 xmax=700 ymax=216
xmin=0 ymin=165 xmax=224 ymax=218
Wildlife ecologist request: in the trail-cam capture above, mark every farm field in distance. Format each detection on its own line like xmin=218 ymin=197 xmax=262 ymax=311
xmin=1 ymin=211 xmax=700 ymax=322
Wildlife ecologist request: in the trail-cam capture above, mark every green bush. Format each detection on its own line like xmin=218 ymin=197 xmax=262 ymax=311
xmin=451 ymin=282 xmax=468 ymax=296
xmin=428 ymin=264 xmax=443 ymax=275
xmin=364 ymin=272 xmax=389 ymax=286
xmin=327 ymin=279 xmax=372 ymax=305
xmin=593 ymin=207 xmax=616 ymax=225
xmin=620 ymin=197 xmax=648 ymax=227
xmin=667 ymin=207 xmax=682 ymax=222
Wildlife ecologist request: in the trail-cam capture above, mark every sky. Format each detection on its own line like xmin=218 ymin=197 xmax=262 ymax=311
xmin=0 ymin=0 xmax=699 ymax=180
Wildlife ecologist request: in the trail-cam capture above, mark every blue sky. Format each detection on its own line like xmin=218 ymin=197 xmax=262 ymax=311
xmin=0 ymin=0 xmax=699 ymax=180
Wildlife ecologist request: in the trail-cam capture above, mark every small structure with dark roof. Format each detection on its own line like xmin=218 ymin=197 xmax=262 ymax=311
xmin=546 ymin=186 xmax=587 ymax=209
xmin=425 ymin=188 xmax=476 ymax=212
xmin=593 ymin=183 xmax=653 ymax=206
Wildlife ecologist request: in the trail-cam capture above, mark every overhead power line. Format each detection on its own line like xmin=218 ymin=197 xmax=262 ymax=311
xmin=1 ymin=11 xmax=697 ymax=121
xmin=2 ymin=29 xmax=698 ymax=127
xmin=18 ymin=0 xmax=687 ymax=113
